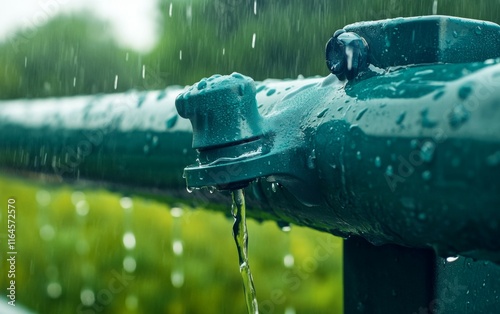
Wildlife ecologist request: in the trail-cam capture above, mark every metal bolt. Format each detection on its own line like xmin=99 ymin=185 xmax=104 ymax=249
xmin=326 ymin=30 xmax=369 ymax=81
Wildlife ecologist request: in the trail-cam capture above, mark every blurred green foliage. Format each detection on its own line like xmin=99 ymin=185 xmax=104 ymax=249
xmin=0 ymin=15 xmax=145 ymax=99
xmin=1 ymin=0 xmax=500 ymax=99
xmin=0 ymin=176 xmax=342 ymax=313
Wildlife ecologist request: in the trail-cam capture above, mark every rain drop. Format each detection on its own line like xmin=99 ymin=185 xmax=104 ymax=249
xmin=166 ymin=115 xmax=178 ymax=129
xmin=80 ymin=288 xmax=95 ymax=306
xmin=271 ymin=183 xmax=277 ymax=193
xmin=285 ymin=307 xmax=296 ymax=314
xmin=283 ymin=254 xmax=295 ymax=268
xmin=420 ymin=141 xmax=435 ymax=162
xmin=385 ymin=165 xmax=394 ymax=176
xmin=458 ymin=84 xmax=473 ymax=100
xmin=448 ymin=104 xmax=470 ymax=129
xmin=75 ymin=200 xmax=90 ymax=216
xmin=422 ymin=170 xmax=432 ymax=181
xmin=171 ymin=270 xmax=184 ymax=288
xmin=266 ymin=88 xmax=276 ymax=96
xmin=120 ymin=197 xmax=133 ymax=211
xmin=396 ymin=112 xmax=406 ymax=125
xmin=307 ymin=149 xmax=316 ymax=169
xmin=410 ymin=139 xmax=419 ymax=149
xmin=355 ymin=108 xmax=368 ymax=121
xmin=420 ymin=108 xmax=438 ymax=128
xmin=173 ymin=240 xmax=183 ymax=255
xmin=152 ymin=136 xmax=159 ymax=147
xmin=40 ymin=224 xmax=56 ymax=241
xmin=123 ymin=256 xmax=137 ymax=273
xmin=170 ymin=207 xmax=184 ymax=218
xmin=197 ymin=79 xmax=207 ymax=90
xmin=47 ymin=282 xmax=62 ymax=299
xmin=171 ymin=205 xmax=185 ymax=289
xmin=317 ymin=108 xmax=328 ymax=118
xmin=374 ymin=156 xmax=382 ymax=168
xmin=446 ymin=256 xmax=459 ymax=263
xmin=281 ymin=224 xmax=295 ymax=313
xmin=122 ymin=232 xmax=136 ymax=250
xmin=486 ymin=151 xmax=500 ymax=166
xmin=417 ymin=212 xmax=427 ymax=221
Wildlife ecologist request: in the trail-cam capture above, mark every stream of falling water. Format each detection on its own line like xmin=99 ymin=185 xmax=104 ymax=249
xmin=231 ymin=189 xmax=259 ymax=314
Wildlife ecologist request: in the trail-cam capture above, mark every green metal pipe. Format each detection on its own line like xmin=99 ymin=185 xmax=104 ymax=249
xmin=173 ymin=16 xmax=500 ymax=263
xmin=1 ymin=16 xmax=500 ymax=265
xmin=172 ymin=61 xmax=500 ymax=263
xmin=0 ymin=88 xmax=243 ymax=214
xmin=0 ymin=86 xmax=295 ymax=220
xmin=1 ymin=56 xmax=500 ymax=263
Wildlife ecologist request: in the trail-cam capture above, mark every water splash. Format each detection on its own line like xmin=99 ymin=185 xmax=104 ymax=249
xmin=170 ymin=207 xmax=185 ymax=288
xmin=121 ymin=197 xmax=137 ymax=280
xmin=74 ymin=192 xmax=95 ymax=296
xmin=281 ymin=225 xmax=295 ymax=313
xmin=232 ymin=189 xmax=259 ymax=314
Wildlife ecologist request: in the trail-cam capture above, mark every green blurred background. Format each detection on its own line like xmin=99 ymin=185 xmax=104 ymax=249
xmin=0 ymin=0 xmax=499 ymax=313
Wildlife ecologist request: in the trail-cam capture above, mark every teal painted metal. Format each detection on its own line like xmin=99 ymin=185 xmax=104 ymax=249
xmin=335 ymin=16 xmax=500 ymax=74
xmin=172 ymin=16 xmax=500 ymax=313
xmin=344 ymin=237 xmax=500 ymax=314
xmin=0 ymin=89 xmax=196 ymax=199
xmin=175 ymin=63 xmax=500 ymax=262
xmin=0 ymin=16 xmax=499 ymax=263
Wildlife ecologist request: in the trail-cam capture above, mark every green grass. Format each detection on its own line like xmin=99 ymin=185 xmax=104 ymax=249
xmin=0 ymin=175 xmax=342 ymax=314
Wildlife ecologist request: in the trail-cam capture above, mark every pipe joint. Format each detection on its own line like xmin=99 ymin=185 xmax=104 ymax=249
xmin=175 ymin=73 xmax=322 ymax=199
